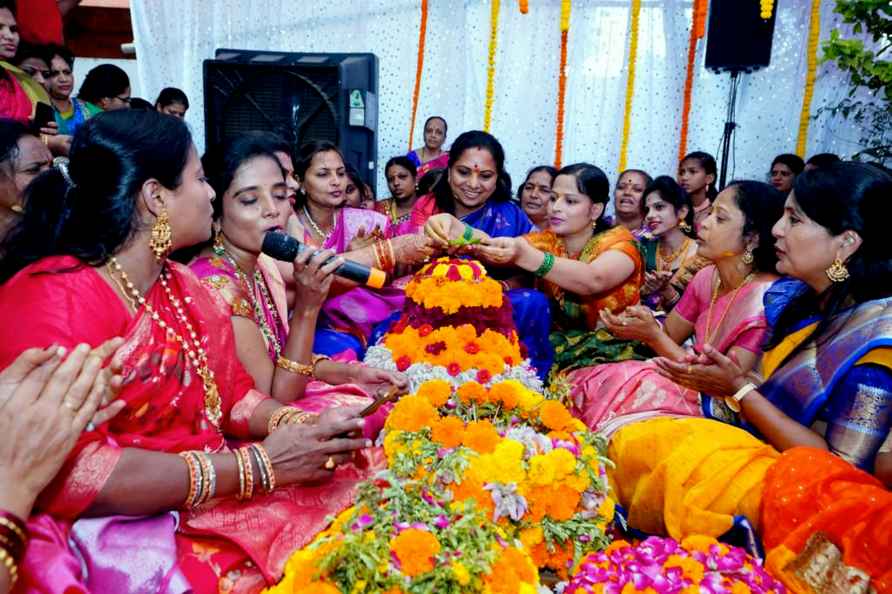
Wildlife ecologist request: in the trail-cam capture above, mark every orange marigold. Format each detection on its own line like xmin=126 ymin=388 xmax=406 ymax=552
xmin=456 ymin=381 xmax=488 ymax=405
xmin=431 ymin=416 xmax=465 ymax=448
xmin=390 ymin=528 xmax=441 ymax=577
xmin=486 ymin=546 xmax=538 ymax=594
xmin=303 ymin=582 xmax=340 ymax=594
xmin=385 ymin=395 xmax=439 ymax=433
xmin=539 ymin=400 xmax=576 ymax=432
xmin=417 ymin=379 xmax=452 ymax=407
xmin=489 ymin=381 xmax=522 ymax=409
xmin=462 ymin=419 xmax=501 ymax=453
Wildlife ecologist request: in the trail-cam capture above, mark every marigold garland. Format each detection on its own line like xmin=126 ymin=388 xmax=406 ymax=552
xmin=678 ymin=0 xmax=708 ymax=162
xmin=384 ymin=324 xmax=522 ymax=376
xmin=404 ymin=258 xmax=504 ymax=314
xmin=760 ymin=0 xmax=774 ymax=20
xmin=407 ymin=0 xmax=429 ymax=150
xmin=554 ymin=0 xmax=571 ymax=168
xmin=796 ymin=0 xmax=821 ymax=157
xmin=617 ymin=0 xmax=642 ymax=172
xmin=483 ymin=0 xmax=500 ymax=132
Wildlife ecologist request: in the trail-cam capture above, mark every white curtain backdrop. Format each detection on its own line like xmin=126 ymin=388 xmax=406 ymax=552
xmin=131 ymin=0 xmax=871 ymax=198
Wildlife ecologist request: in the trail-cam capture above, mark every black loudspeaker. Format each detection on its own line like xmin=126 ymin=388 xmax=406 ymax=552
xmin=203 ymin=50 xmax=378 ymax=185
xmin=704 ymin=0 xmax=777 ymax=74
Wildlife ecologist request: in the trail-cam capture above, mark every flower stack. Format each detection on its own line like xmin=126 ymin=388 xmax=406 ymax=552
xmin=365 ymin=258 xmax=542 ymax=393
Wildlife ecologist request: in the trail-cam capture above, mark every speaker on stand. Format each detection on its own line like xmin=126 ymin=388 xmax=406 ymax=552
xmin=704 ymin=0 xmax=777 ymax=189
xmin=203 ymin=50 xmax=378 ymax=187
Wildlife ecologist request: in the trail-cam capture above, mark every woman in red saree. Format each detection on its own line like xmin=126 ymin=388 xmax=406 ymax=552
xmin=0 ymin=110 xmax=374 ymax=594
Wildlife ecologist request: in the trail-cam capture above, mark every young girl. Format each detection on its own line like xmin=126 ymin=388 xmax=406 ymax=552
xmin=677 ymin=151 xmax=717 ymax=232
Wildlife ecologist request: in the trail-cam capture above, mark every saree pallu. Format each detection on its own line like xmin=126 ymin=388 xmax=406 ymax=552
xmin=0 ymin=64 xmax=37 ymax=122
xmin=0 ymin=256 xmax=376 ymax=593
xmin=406 ymin=149 xmax=449 ymax=178
xmin=308 ymin=207 xmax=407 ymax=358
xmin=755 ymin=279 xmax=892 ymax=470
xmin=569 ymin=266 xmax=772 ymax=435
xmin=761 ymin=447 xmax=892 ymax=594
xmin=523 ymin=227 xmax=644 ymax=374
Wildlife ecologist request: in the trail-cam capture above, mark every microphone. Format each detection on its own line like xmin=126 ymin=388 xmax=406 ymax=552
xmin=261 ymin=231 xmax=387 ymax=289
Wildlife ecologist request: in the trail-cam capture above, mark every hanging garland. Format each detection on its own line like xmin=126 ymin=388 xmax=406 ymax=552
xmin=407 ymin=0 xmax=429 ymax=150
xmin=760 ymin=0 xmax=774 ymax=19
xmin=483 ymin=0 xmax=501 ymax=132
xmin=677 ymin=0 xmax=708 ymax=162
xmin=617 ymin=0 xmax=642 ymax=172
xmin=519 ymin=0 xmax=528 ymax=14
xmin=554 ymin=0 xmax=571 ymax=169
xmin=796 ymin=0 xmax=821 ymax=157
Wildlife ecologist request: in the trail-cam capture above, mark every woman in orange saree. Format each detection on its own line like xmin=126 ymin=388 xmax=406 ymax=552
xmin=0 ymin=111 xmax=374 ymax=594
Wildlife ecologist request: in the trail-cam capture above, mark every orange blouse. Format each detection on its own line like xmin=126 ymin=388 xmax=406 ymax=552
xmin=524 ymin=226 xmax=643 ymax=330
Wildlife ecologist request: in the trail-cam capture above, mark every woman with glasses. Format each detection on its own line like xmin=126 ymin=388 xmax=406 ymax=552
xmin=77 ymin=63 xmax=130 ymax=112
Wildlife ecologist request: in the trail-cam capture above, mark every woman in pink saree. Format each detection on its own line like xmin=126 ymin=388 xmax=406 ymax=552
xmin=569 ymin=181 xmax=785 ymax=436
xmin=287 ymin=140 xmax=433 ymax=359
xmin=0 ymin=111 xmax=376 ymax=594
xmin=190 ymin=134 xmax=407 ymax=411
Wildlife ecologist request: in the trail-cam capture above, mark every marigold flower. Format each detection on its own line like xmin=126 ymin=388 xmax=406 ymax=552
xmin=539 ymin=400 xmax=576 ymax=432
xmin=385 ymin=395 xmax=439 ymax=432
xmin=390 ymin=528 xmax=441 ymax=577
xmin=456 ymin=381 xmax=488 ymax=405
xmin=417 ymin=379 xmax=451 ymax=407
xmin=463 ymin=419 xmax=501 ymax=453
xmin=431 ymin=416 xmax=465 ymax=448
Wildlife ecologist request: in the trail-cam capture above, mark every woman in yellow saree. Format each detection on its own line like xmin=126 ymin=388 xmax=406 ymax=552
xmin=609 ymin=162 xmax=892 ymax=593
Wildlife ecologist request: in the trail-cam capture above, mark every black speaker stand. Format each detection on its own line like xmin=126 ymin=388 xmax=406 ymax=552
xmin=718 ymin=70 xmax=742 ymax=190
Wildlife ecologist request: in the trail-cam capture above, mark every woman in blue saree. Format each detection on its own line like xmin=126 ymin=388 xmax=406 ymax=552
xmin=394 ymin=130 xmax=553 ymax=379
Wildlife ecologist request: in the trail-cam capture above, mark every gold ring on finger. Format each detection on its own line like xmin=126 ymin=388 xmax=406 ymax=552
xmin=63 ymin=400 xmax=78 ymax=411
xmin=687 ymin=365 xmax=693 ymax=374
xmin=324 ymin=456 xmax=336 ymax=470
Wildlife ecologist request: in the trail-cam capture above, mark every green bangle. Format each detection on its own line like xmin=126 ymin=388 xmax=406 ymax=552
xmin=533 ymin=252 xmax=555 ymax=277
xmin=462 ymin=224 xmax=473 ymax=242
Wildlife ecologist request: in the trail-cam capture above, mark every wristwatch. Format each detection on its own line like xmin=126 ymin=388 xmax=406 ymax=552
xmin=725 ymin=382 xmax=757 ymax=413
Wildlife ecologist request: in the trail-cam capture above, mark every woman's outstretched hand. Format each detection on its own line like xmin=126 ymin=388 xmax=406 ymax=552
xmin=600 ymin=305 xmax=660 ymax=343
xmin=652 ymin=345 xmax=752 ymax=397
xmin=472 ymin=236 xmax=523 ymax=265
xmin=423 ymin=213 xmax=464 ymax=248
xmin=263 ymin=406 xmax=370 ymax=484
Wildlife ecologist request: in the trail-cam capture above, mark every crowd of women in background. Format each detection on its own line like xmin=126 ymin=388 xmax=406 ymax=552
xmin=0 ymin=0 xmax=889 ymax=591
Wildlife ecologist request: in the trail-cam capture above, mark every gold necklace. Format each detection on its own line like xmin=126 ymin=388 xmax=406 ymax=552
xmin=222 ymin=252 xmax=283 ymax=358
xmin=703 ymin=269 xmax=755 ymax=345
xmin=657 ymin=237 xmax=691 ymax=272
xmin=302 ymin=204 xmax=332 ymax=243
xmin=107 ymin=258 xmax=223 ymax=429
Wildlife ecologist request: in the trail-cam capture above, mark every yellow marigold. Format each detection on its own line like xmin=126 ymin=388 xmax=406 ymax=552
xmin=385 ymin=395 xmax=439 ymax=433
xmin=304 ymin=582 xmax=340 ymax=594
xmin=485 ymin=546 xmax=538 ymax=594
xmin=489 ymin=380 xmax=524 ymax=409
xmin=383 ymin=430 xmax=405 ymax=463
xmin=664 ymin=555 xmax=705 ymax=583
xmin=471 ymin=439 xmax=526 ymax=485
xmin=431 ymin=416 xmax=465 ymax=448
xmin=417 ymin=379 xmax=452 ymax=407
xmin=452 ymin=561 xmax=471 ymax=586
xmin=539 ymin=400 xmax=576 ymax=432
xmin=390 ymin=528 xmax=441 ymax=577
xmin=519 ymin=526 xmax=544 ymax=549
xmin=267 ymin=547 xmax=320 ymax=592
xmin=463 ymin=419 xmax=501 ymax=453
xmin=456 ymin=381 xmax=488 ymax=405
xmin=680 ymin=535 xmax=718 ymax=555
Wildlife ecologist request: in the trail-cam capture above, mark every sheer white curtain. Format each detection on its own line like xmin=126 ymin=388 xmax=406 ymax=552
xmin=131 ymin=0 xmax=865 ymax=196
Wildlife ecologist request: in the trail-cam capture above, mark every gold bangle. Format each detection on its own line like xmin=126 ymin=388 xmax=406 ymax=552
xmin=253 ymin=444 xmax=276 ymax=493
xmin=234 ymin=448 xmax=246 ymax=501
xmin=276 ymin=355 xmax=313 ymax=376
xmin=238 ymin=447 xmax=254 ymax=501
xmin=178 ymin=452 xmax=199 ymax=509
xmin=311 ymin=353 xmax=331 ymax=377
xmin=0 ymin=518 xmax=26 ymax=545
xmin=267 ymin=407 xmax=293 ymax=434
xmin=0 ymin=546 xmax=17 ymax=588
xmin=288 ymin=410 xmax=316 ymax=425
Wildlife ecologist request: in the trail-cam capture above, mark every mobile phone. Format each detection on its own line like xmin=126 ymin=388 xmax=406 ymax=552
xmin=32 ymin=102 xmax=55 ymax=131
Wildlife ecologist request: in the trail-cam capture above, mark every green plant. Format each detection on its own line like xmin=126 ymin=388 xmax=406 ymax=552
xmin=819 ymin=0 xmax=891 ymax=163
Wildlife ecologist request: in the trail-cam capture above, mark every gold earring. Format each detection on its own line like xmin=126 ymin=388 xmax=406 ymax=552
xmin=741 ymin=248 xmax=754 ymax=265
xmin=9 ymin=203 xmax=23 ymax=214
xmin=826 ymin=258 xmax=850 ymax=283
xmin=149 ymin=207 xmax=173 ymax=261
xmin=212 ymin=227 xmax=225 ymax=256
xmin=679 ymin=220 xmax=691 ymax=233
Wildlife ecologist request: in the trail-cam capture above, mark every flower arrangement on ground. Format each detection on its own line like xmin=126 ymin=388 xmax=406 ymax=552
xmin=264 ymin=476 xmax=540 ymax=594
xmin=565 ymin=536 xmax=786 ymax=594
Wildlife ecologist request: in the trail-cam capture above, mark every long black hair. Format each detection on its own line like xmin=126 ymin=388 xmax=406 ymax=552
xmin=641 ymin=175 xmax=695 ymax=238
xmin=0 ymin=110 xmax=193 ymax=282
xmin=556 ymin=162 xmax=611 ymax=234
xmin=724 ymin=180 xmax=784 ymax=274
xmin=431 ymin=130 xmax=511 ymax=214
xmin=766 ymin=162 xmax=892 ymax=354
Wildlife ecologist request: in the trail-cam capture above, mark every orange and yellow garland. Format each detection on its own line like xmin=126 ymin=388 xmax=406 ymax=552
xmin=554 ymin=0 xmax=571 ymax=168
xmin=796 ymin=0 xmax=821 ymax=157
xmin=678 ymin=0 xmax=708 ymax=162
xmin=483 ymin=0 xmax=501 ymax=132
xmin=617 ymin=0 xmax=642 ymax=172
xmin=408 ymin=0 xmax=429 ymax=150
